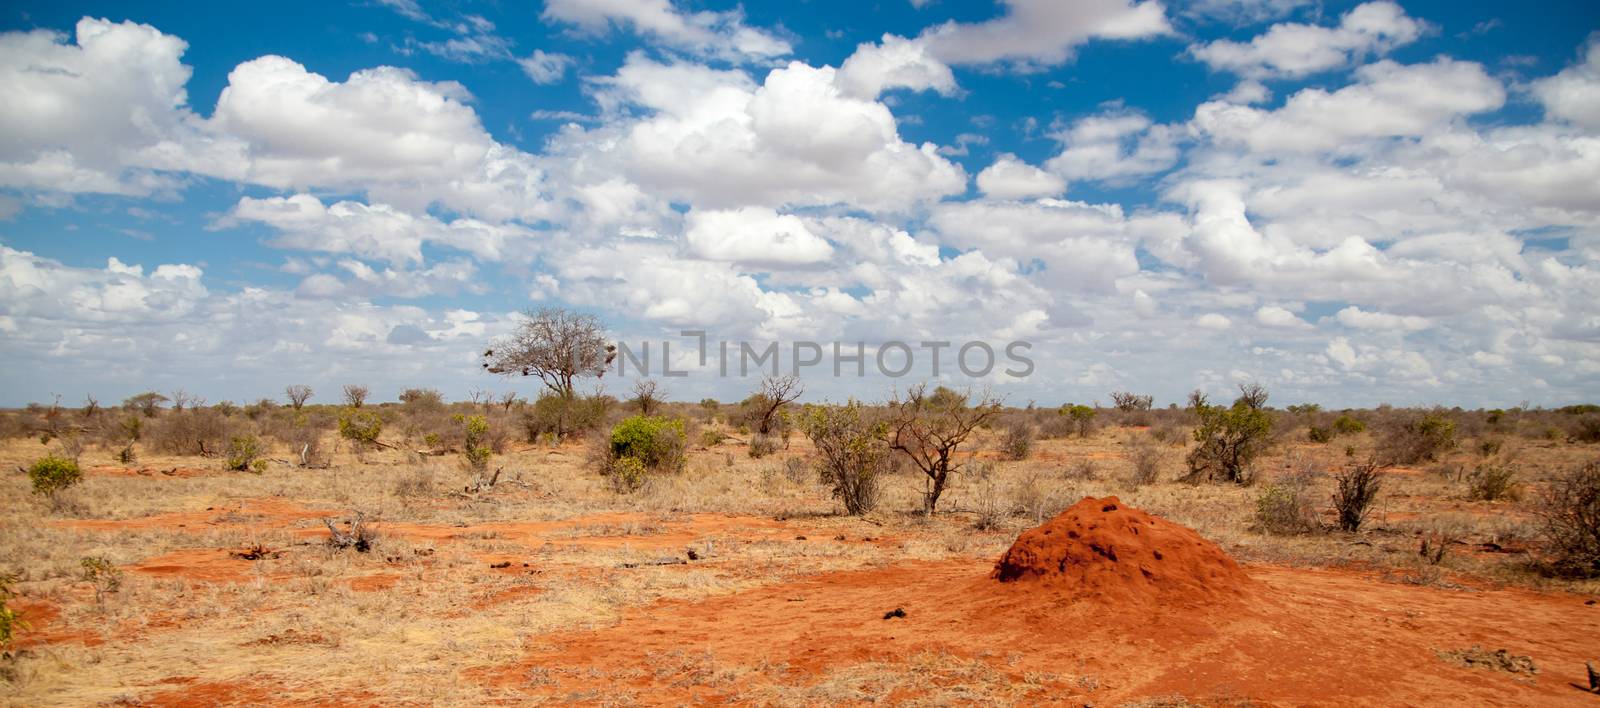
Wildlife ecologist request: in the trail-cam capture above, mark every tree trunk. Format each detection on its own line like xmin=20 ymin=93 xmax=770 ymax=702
xmin=924 ymin=467 xmax=948 ymax=514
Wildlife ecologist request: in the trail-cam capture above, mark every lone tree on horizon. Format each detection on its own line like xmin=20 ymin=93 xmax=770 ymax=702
xmin=482 ymin=306 xmax=614 ymax=399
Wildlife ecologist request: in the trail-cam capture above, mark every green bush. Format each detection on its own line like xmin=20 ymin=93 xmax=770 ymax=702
xmin=1333 ymin=414 xmax=1366 ymax=435
xmin=1466 ymin=462 xmax=1520 ymax=501
xmin=1307 ymin=426 xmax=1334 ymax=443
xmin=1058 ymin=404 xmax=1096 ymax=437
xmin=1255 ymin=478 xmax=1319 ymax=535
xmin=1183 ymin=386 xmax=1273 ymax=485
xmin=29 ymin=455 xmax=82 ymax=497
xmin=798 ymin=402 xmax=888 ymax=515
xmin=603 ymin=415 xmax=686 ymax=491
xmin=338 ymin=408 xmax=384 ymax=447
xmin=225 ymin=435 xmax=266 ymax=473
xmin=608 ymin=456 xmax=649 ymax=493
xmin=456 ymin=414 xmax=492 ymax=471
xmin=0 ymin=572 xmax=23 ymax=649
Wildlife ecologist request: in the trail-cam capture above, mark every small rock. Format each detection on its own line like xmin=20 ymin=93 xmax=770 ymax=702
xmin=883 ymin=607 xmax=906 ymax=620
xmin=794 ymin=535 xmax=807 ymax=541
xmin=489 ymin=561 xmax=511 ymax=569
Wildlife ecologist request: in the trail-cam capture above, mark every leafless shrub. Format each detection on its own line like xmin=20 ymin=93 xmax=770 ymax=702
xmin=630 ymin=379 xmax=664 ymax=415
xmin=1126 ymin=440 xmax=1163 ymax=487
xmin=1064 ymin=458 xmax=1098 ymax=481
xmin=748 ymin=433 xmax=778 ymax=459
xmin=1332 ymin=460 xmax=1383 ymax=532
xmin=1535 ymin=459 xmax=1600 ymax=578
xmin=1001 ymin=423 xmax=1034 ymax=461
xmin=148 ymin=407 xmax=233 ymax=456
xmin=1377 ymin=411 xmax=1457 ymax=465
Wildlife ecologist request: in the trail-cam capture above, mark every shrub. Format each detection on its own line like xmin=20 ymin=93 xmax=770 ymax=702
xmin=1109 ymin=391 xmax=1154 ymax=412
xmin=1466 ymin=462 xmax=1520 ymax=501
xmin=80 ymin=556 xmax=122 ymax=603
xmin=1254 ymin=463 xmax=1318 ymax=535
xmin=338 ymin=408 xmax=384 ymax=449
xmin=398 ymin=387 xmax=445 ymax=409
xmin=1571 ymin=415 xmax=1600 ymax=443
xmin=1001 ymin=423 xmax=1034 ymax=461
xmin=224 ymin=435 xmax=266 ymax=473
xmin=0 ymin=572 xmax=22 ymax=650
xmin=700 ymin=429 xmax=727 ymax=447
xmin=798 ymin=402 xmax=888 ymax=515
xmin=1331 ymin=461 xmax=1383 ymax=532
xmin=604 ymin=415 xmax=686 ymax=491
xmin=885 ymin=385 xmax=1003 ymax=514
xmin=748 ymin=432 xmax=778 ymax=459
xmin=29 ymin=455 xmax=82 ymax=498
xmin=523 ymin=393 xmax=610 ymax=442
xmin=1534 ymin=460 xmax=1600 ymax=577
xmin=1377 ymin=411 xmax=1456 ymax=466
xmin=1126 ymin=441 xmax=1163 ymax=487
xmin=148 ymin=408 xmax=232 ymax=456
xmin=1183 ymin=385 xmax=1273 ymax=485
xmin=285 ymin=421 xmax=328 ymax=468
xmin=607 ymin=457 xmax=649 ymax=493
xmin=1065 ymin=458 xmax=1098 ymax=481
xmin=1307 ymin=426 xmax=1334 ymax=443
xmin=1332 ymin=414 xmax=1366 ymax=435
xmin=456 ymin=414 xmax=492 ymax=472
xmin=1059 ymin=404 xmax=1096 ymax=438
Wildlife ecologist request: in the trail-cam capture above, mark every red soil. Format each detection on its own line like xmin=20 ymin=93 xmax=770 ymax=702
xmin=992 ymin=496 xmax=1252 ymax=605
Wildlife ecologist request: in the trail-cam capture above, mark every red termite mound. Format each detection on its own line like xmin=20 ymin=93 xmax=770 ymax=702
xmin=993 ymin=496 xmax=1252 ymax=605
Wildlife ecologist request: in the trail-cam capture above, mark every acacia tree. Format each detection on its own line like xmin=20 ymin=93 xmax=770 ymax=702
xmin=884 ymin=384 xmax=1003 ymax=514
xmin=285 ymin=385 xmax=314 ymax=410
xmin=746 ymin=375 xmax=803 ymax=434
xmin=482 ymin=307 xmax=613 ymax=399
xmin=123 ymin=392 xmax=168 ymax=418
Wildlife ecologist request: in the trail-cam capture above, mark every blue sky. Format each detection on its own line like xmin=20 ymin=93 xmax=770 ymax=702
xmin=1 ymin=0 xmax=1597 ymax=408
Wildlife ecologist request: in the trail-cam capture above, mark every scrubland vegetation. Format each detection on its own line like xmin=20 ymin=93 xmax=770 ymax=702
xmin=1 ymin=307 xmax=1596 ymax=703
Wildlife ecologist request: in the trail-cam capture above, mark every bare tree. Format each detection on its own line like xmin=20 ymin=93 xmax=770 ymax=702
xmin=748 ymin=375 xmax=803 ymax=434
xmin=285 ymin=384 xmax=314 ymax=410
xmin=170 ymin=389 xmax=197 ymax=413
xmin=497 ymin=391 xmax=520 ymax=412
xmin=342 ymin=384 xmax=369 ymax=408
xmin=884 ymin=384 xmax=1003 ymax=514
xmin=630 ymin=379 xmax=664 ymax=415
xmin=81 ymin=394 xmax=100 ymax=418
xmin=482 ymin=307 xmax=614 ymax=399
xmin=1109 ymin=391 xmax=1154 ymax=412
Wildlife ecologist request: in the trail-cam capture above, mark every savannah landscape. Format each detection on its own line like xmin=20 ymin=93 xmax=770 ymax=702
xmin=4 ymin=0 xmax=1600 ymax=705
xmin=2 ymin=309 xmax=1598 ymax=706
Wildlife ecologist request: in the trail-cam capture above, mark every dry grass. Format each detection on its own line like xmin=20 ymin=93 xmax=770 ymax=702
xmin=2 ymin=417 xmax=1597 ymax=704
